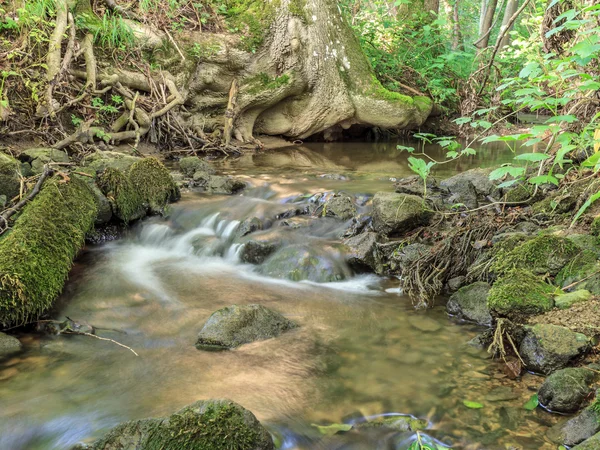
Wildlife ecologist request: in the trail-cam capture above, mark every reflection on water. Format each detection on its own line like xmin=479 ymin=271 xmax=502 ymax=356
xmin=0 ymin=141 xmax=556 ymax=450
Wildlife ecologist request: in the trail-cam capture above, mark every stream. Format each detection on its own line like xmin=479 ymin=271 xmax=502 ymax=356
xmin=0 ymin=141 xmax=560 ymax=450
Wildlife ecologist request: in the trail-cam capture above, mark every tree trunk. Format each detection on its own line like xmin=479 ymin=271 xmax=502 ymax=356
xmin=476 ymin=0 xmax=498 ymax=51
xmin=496 ymin=0 xmax=519 ymax=49
xmin=452 ymin=0 xmax=463 ymax=50
xmin=182 ymin=0 xmax=433 ymax=142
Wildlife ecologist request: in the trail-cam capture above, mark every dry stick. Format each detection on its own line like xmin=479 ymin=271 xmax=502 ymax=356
xmin=75 ymin=331 xmax=139 ymax=357
xmin=382 ymin=74 xmax=426 ymax=97
xmin=164 ymin=28 xmax=186 ymax=62
xmin=478 ymin=0 xmax=532 ymax=96
xmin=562 ymin=269 xmax=600 ymax=291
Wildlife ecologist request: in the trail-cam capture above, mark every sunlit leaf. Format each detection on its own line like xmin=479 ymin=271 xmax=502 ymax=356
xmin=463 ymin=400 xmax=484 ymax=409
xmin=529 ymin=175 xmax=559 ymax=186
xmin=524 ymin=394 xmax=539 ymax=410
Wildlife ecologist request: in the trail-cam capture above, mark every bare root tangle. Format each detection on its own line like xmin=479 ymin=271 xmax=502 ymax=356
xmin=400 ymin=219 xmax=500 ymax=308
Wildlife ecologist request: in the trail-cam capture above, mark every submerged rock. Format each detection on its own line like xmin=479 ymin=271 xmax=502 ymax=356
xmin=343 ymin=232 xmax=378 ymax=271
xmin=538 ymin=368 xmax=595 ymax=413
xmin=355 ymin=415 xmax=427 ymax=432
xmin=76 ymin=399 xmax=274 ymax=450
xmin=259 ymin=245 xmax=351 ymax=282
xmin=0 ymin=332 xmax=22 ymax=356
xmin=179 ymin=156 xmax=216 ymax=177
xmin=372 ymin=192 xmax=431 ymax=236
xmin=447 ymin=281 xmax=492 ymax=325
xmin=322 ymin=193 xmax=356 ymax=220
xmin=238 ymin=217 xmax=264 ymax=237
xmin=240 ymin=240 xmax=279 ymax=264
xmin=196 ymin=304 xmax=297 ymax=351
xmin=548 ymin=406 xmax=600 ymax=447
xmin=520 ymin=324 xmax=591 ymax=375
xmin=206 ymin=175 xmax=246 ymax=195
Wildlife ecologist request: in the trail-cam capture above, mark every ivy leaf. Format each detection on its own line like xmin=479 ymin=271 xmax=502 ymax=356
xmin=524 ymin=393 xmax=539 ymax=411
xmin=463 ymin=400 xmax=484 ymax=409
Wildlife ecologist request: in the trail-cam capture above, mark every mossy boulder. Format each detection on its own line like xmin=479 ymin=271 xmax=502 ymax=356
xmin=20 ymin=148 xmax=69 ymax=174
xmin=343 ymin=232 xmax=378 ymax=271
xmin=259 ymin=245 xmax=351 ymax=282
xmin=447 ymin=281 xmax=492 ymax=325
xmin=538 ymin=368 xmax=595 ymax=413
xmin=487 ymin=270 xmax=555 ymax=318
xmin=0 ymin=331 xmax=22 ymax=356
xmin=129 ymin=158 xmax=180 ymax=214
xmin=0 ymin=177 xmax=97 ymax=326
xmin=196 ymin=304 xmax=297 ymax=351
xmin=179 ymin=156 xmax=216 ymax=178
xmin=520 ymin=324 xmax=592 ymax=375
xmin=240 ymin=240 xmax=279 ymax=264
xmin=83 ymin=151 xmax=140 ymax=173
xmin=0 ymin=152 xmax=21 ymax=199
xmin=206 ymin=175 xmax=246 ymax=195
xmin=81 ymin=399 xmax=274 ymax=450
xmin=557 ymin=251 xmax=600 ymax=295
xmin=372 ymin=192 xmax=431 ymax=236
xmin=97 ymin=167 xmax=145 ymax=223
xmin=548 ymin=407 xmax=600 ymax=447
xmin=322 ymin=193 xmax=356 ymax=220
xmin=573 ymin=432 xmax=600 ymax=449
xmin=491 ymin=235 xmax=580 ymax=277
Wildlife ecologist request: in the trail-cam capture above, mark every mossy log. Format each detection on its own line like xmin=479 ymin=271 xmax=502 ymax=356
xmin=0 ymin=177 xmax=97 ymax=326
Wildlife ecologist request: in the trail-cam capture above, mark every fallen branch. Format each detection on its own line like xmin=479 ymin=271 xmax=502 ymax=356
xmin=74 ymin=331 xmax=139 ymax=356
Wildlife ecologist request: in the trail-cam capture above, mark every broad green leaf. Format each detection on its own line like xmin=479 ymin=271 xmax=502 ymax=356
xmin=481 ymin=134 xmax=501 ymax=144
xmin=454 ymin=117 xmax=472 ymax=125
xmin=397 ymin=145 xmax=415 ymax=152
xmin=489 ymin=165 xmax=525 ymax=180
xmin=529 ymin=175 xmax=559 ymax=186
xmin=582 ymin=152 xmax=600 ymax=168
xmin=463 ymin=400 xmax=484 ymax=409
xmin=514 ymin=153 xmax=550 ymax=162
xmin=446 ymin=151 xmax=458 ymax=159
xmin=461 ymin=148 xmax=477 ymax=156
xmin=524 ymin=394 xmax=539 ymax=411
xmin=572 ymin=191 xmax=600 ymax=226
xmin=498 ymin=179 xmax=520 ymax=188
xmin=545 ymin=115 xmax=579 ymax=124
xmin=311 ymin=423 xmax=352 ymax=436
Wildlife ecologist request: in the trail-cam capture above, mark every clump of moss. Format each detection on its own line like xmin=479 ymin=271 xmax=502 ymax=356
xmin=0 ymin=177 xmax=97 ymax=326
xmin=97 ymin=167 xmax=145 ymax=223
xmin=505 ymin=184 xmax=533 ymax=203
xmin=487 ymin=270 xmax=555 ymax=318
xmin=89 ymin=400 xmax=274 ymax=450
xmin=491 ymin=234 xmax=580 ymax=276
xmin=532 ymin=194 xmax=576 ymax=216
xmin=556 ymin=250 xmax=600 ymax=294
xmin=591 ymin=216 xmax=600 ymax=237
xmin=226 ymin=0 xmax=281 ymax=52
xmin=179 ymin=156 xmax=215 ymax=178
xmin=129 ymin=158 xmax=180 ymax=214
xmin=0 ymin=153 xmax=21 ymax=199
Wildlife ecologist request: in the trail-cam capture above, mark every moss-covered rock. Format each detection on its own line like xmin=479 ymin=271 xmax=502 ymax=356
xmin=322 ymin=193 xmax=356 ymax=220
xmin=179 ymin=156 xmax=216 ymax=178
xmin=354 ymin=415 xmax=427 ymax=432
xmin=520 ymin=324 xmax=592 ymax=375
xmin=83 ymin=151 xmax=140 ymax=173
xmin=372 ymin=192 xmax=431 ymax=236
xmin=548 ymin=406 xmax=600 ymax=447
xmin=491 ymin=235 xmax=580 ymax=276
xmin=591 ymin=216 xmax=600 ymax=237
xmin=0 ymin=177 xmax=97 ymax=326
xmin=196 ymin=304 xmax=297 ymax=351
xmin=0 ymin=152 xmax=21 ymax=199
xmin=0 ymin=331 xmax=22 ymax=356
xmin=538 ymin=368 xmax=595 ymax=413
xmin=554 ymin=289 xmax=593 ymax=310
xmin=84 ymin=399 xmax=274 ymax=450
xmin=129 ymin=158 xmax=180 ymax=214
xmin=20 ymin=148 xmax=69 ymax=174
xmin=487 ymin=270 xmax=555 ymax=318
xmin=447 ymin=281 xmax=492 ymax=325
xmin=206 ymin=175 xmax=246 ymax=195
xmin=97 ymin=167 xmax=145 ymax=223
xmin=573 ymin=432 xmax=600 ymax=450
xmin=556 ymin=250 xmax=600 ymax=295
xmin=532 ymin=193 xmax=577 ymax=216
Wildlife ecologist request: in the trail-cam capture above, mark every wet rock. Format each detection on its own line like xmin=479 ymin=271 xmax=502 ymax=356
xmin=89 ymin=184 xmax=112 ymax=225
xmin=520 ymin=324 xmax=592 ymax=375
xmin=355 ymin=415 xmax=427 ymax=432
xmin=408 ymin=315 xmax=442 ymax=332
xmin=343 ymin=232 xmax=378 ymax=271
xmin=78 ymin=399 xmax=274 ymax=450
xmin=499 ymin=406 xmax=522 ymax=430
xmin=322 ymin=193 xmax=356 ymax=220
xmin=192 ymin=169 xmax=212 ymax=185
xmin=85 ymin=224 xmax=126 ymax=245
xmin=238 ymin=217 xmax=264 ymax=237
xmin=394 ymin=175 xmax=438 ymax=197
xmin=538 ymin=368 xmax=595 ymax=413
xmin=318 ymin=173 xmax=348 ymax=181
xmin=240 ymin=240 xmax=279 ymax=265
xmin=467 ymin=330 xmax=493 ymax=350
xmin=20 ymin=148 xmax=69 ymax=173
xmin=206 ymin=175 xmax=246 ymax=195
xmin=0 ymin=332 xmax=22 ymax=356
xmin=573 ymin=431 xmax=600 ymax=449
xmin=548 ymin=407 xmax=600 ymax=447
xmin=441 ymin=175 xmax=479 ymax=209
xmin=372 ymin=192 xmax=432 ymax=236
xmin=447 ymin=281 xmax=492 ymax=325
xmin=487 ymin=270 xmax=555 ymax=318
xmin=388 ymin=243 xmax=431 ymax=272
xmin=447 ymin=276 xmax=466 ymax=292
xmin=342 ymin=214 xmax=372 ymax=238
xmin=196 ymin=304 xmax=297 ymax=351
xmin=259 ymin=245 xmax=351 ymax=282
xmin=82 ymin=151 xmax=140 ymax=172
xmin=556 ymin=251 xmax=600 ymax=296
xmin=555 ymin=290 xmax=592 ymax=310
xmin=441 ymin=168 xmax=501 ymax=199
xmin=179 ymin=156 xmax=216 ymax=177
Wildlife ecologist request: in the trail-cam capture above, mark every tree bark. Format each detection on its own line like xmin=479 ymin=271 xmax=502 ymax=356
xmin=497 ymin=0 xmax=519 ymax=48
xmin=476 ymin=0 xmax=498 ymax=51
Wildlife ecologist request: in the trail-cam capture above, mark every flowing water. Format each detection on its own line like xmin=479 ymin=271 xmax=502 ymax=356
xmin=0 ymin=141 xmax=561 ymax=450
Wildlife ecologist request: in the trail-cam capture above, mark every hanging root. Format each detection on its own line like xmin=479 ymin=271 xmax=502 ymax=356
xmin=401 ymin=221 xmax=498 ymax=308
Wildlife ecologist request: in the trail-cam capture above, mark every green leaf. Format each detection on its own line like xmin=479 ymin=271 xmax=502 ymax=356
xmin=454 ymin=117 xmax=472 ymax=125
xmin=397 ymin=145 xmax=415 ymax=153
xmin=463 ymin=400 xmax=484 ymax=409
xmin=498 ymin=179 xmax=520 ymax=188
xmin=446 ymin=151 xmax=458 ymax=159
xmin=529 ymin=175 xmax=559 ymax=186
xmin=524 ymin=394 xmax=539 ymax=411
xmin=489 ymin=165 xmax=525 ymax=180
xmin=514 ymin=153 xmax=551 ymax=162
xmin=311 ymin=423 xmax=352 ymax=436
xmin=572 ymin=191 xmax=600 ymax=226
xmin=582 ymin=152 xmax=600 ymax=168
xmin=545 ymin=115 xmax=579 ymax=124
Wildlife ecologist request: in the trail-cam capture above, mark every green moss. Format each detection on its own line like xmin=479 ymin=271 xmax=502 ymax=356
xmin=505 ymin=184 xmax=533 ymax=203
xmin=369 ymin=75 xmax=413 ymax=105
xmin=591 ymin=216 xmax=600 ymax=237
xmin=128 ymin=158 xmax=180 ymax=214
xmin=179 ymin=157 xmax=215 ymax=178
xmin=288 ymin=0 xmax=307 ymax=20
xmin=556 ymin=250 xmax=600 ymax=290
xmin=491 ymin=234 xmax=580 ymax=276
xmin=90 ymin=400 xmax=274 ymax=450
xmin=226 ymin=0 xmax=281 ymax=52
xmin=187 ymin=42 xmax=222 ymax=61
xmin=0 ymin=177 xmax=97 ymax=326
xmin=97 ymin=167 xmax=144 ymax=223
xmin=0 ymin=153 xmax=21 ymax=199
xmin=487 ymin=270 xmax=555 ymax=318
xmin=245 ymin=73 xmax=291 ymax=95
